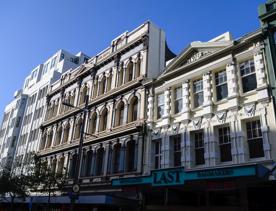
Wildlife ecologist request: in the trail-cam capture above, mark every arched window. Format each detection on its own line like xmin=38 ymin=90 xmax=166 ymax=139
xmin=57 ymin=156 xmax=65 ymax=175
xmin=46 ymin=130 xmax=53 ymax=148
xmin=51 ymin=158 xmax=57 ymax=173
xmin=39 ymin=134 xmax=47 ymax=150
xmin=100 ymin=108 xmax=108 ymax=131
xmin=118 ymin=63 xmax=124 ymax=86
xmin=74 ymin=118 xmax=82 ymax=140
xmin=69 ymin=92 xmax=75 ymax=109
xmin=89 ymin=112 xmax=97 ymax=134
xmin=80 ymin=85 xmax=89 ymax=104
xmin=115 ymin=102 xmax=125 ymax=126
xmin=112 ymin=143 xmax=121 ymax=174
xmin=69 ymin=153 xmax=77 ymax=178
xmin=93 ymin=80 xmax=98 ymax=98
xmin=84 ymin=150 xmax=93 ymax=177
xmin=106 ymin=75 xmax=112 ymax=92
xmin=126 ymin=140 xmax=136 ymax=172
xmin=125 ymin=61 xmax=133 ymax=83
xmin=100 ymin=76 xmax=106 ymax=95
xmin=55 ymin=126 xmax=62 ymax=146
xmin=62 ymin=123 xmax=70 ymax=143
xmin=135 ymin=58 xmax=141 ymax=78
xmin=128 ymin=97 xmax=138 ymax=122
xmin=95 ymin=147 xmax=104 ymax=176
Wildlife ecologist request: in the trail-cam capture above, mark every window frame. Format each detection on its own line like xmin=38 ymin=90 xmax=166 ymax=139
xmin=193 ymin=79 xmax=204 ymax=108
xmin=215 ymin=69 xmax=228 ymax=101
xmin=239 ymin=59 xmax=257 ymax=93
xmin=218 ymin=125 xmax=232 ymax=162
xmin=156 ymin=93 xmax=164 ymax=119
xmin=174 ymin=86 xmax=183 ymax=114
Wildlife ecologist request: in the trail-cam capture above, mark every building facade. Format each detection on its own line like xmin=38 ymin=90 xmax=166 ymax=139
xmin=38 ymin=21 xmax=174 ymax=209
xmin=0 ymin=90 xmax=27 ymax=172
xmin=113 ymin=31 xmax=276 ymax=210
xmin=10 ymin=49 xmax=89 ymax=173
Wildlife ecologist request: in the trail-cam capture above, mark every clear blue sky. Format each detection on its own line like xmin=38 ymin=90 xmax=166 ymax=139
xmin=0 ymin=0 xmax=265 ymax=120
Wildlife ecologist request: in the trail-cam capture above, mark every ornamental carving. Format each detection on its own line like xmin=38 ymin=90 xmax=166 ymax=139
xmin=216 ymin=111 xmax=227 ymax=123
xmin=244 ymin=104 xmax=255 ymax=117
xmin=185 ymin=50 xmax=214 ymax=65
xmin=192 ymin=117 xmax=202 ymax=130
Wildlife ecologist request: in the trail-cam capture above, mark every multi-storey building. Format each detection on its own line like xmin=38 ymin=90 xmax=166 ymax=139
xmin=0 ymin=90 xmax=27 ymax=172
xmin=39 ymin=21 xmax=174 ymax=209
xmin=113 ymin=31 xmax=276 ymax=210
xmin=12 ymin=49 xmax=89 ymax=172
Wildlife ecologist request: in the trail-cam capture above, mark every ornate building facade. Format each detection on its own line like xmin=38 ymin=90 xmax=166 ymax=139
xmin=38 ymin=21 xmax=174 ymax=207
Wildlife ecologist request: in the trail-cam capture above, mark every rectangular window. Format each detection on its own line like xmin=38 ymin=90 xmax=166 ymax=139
xmin=171 ymin=135 xmax=181 ymax=167
xmin=194 ymin=131 xmax=205 ymax=165
xmin=154 ymin=139 xmax=162 ymax=169
xmin=50 ymin=57 xmax=57 ymax=68
xmin=215 ymin=70 xmax=228 ymax=101
xmin=157 ymin=94 xmax=164 ymax=119
xmin=246 ymin=120 xmax=264 ymax=158
xmin=218 ymin=126 xmax=232 ymax=162
xmin=193 ymin=79 xmax=203 ymax=108
xmin=240 ymin=59 xmax=257 ymax=93
xmin=174 ymin=87 xmax=182 ymax=114
xmin=60 ymin=53 xmax=65 ymax=61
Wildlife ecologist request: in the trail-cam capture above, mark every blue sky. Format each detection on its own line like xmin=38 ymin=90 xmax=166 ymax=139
xmin=0 ymin=0 xmax=265 ymax=120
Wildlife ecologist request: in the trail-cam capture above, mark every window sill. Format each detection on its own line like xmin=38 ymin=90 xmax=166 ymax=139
xmin=191 ymin=105 xmax=204 ymax=112
xmin=240 ymin=89 xmax=257 ymax=98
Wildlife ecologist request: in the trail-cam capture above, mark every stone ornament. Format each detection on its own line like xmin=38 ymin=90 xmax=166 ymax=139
xmin=244 ymin=104 xmax=256 ymax=117
xmin=192 ymin=117 xmax=202 ymax=129
xmin=216 ymin=111 xmax=227 ymax=123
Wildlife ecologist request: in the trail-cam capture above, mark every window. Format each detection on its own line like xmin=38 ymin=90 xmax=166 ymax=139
xmin=50 ymin=57 xmax=57 ymax=68
xmin=69 ymin=154 xmax=77 ymax=178
xmin=95 ymin=147 xmax=104 ymax=176
xmin=246 ymin=120 xmax=264 ymax=158
xmin=240 ymin=59 xmax=257 ymax=93
xmin=171 ymin=135 xmax=181 ymax=167
xmin=126 ymin=61 xmax=133 ymax=82
xmin=89 ymin=113 xmax=97 ymax=134
xmin=112 ymin=143 xmax=121 ymax=173
xmin=43 ymin=62 xmax=49 ymax=75
xmin=84 ymin=151 xmax=93 ymax=176
xmin=174 ymin=87 xmax=182 ymax=114
xmin=100 ymin=108 xmax=108 ymax=131
xmin=135 ymin=58 xmax=141 ymax=78
xmin=218 ymin=126 xmax=232 ymax=162
xmin=215 ymin=70 xmax=228 ymax=101
xmin=194 ymin=131 xmax=205 ymax=165
xmin=46 ymin=131 xmax=53 ymax=148
xmin=193 ymin=79 xmax=204 ymax=108
xmin=100 ymin=76 xmax=106 ymax=95
xmin=157 ymin=94 xmax=164 ymax=119
xmin=57 ymin=157 xmax=65 ymax=175
xmin=126 ymin=140 xmax=136 ymax=172
xmin=128 ymin=97 xmax=138 ymax=122
xmin=74 ymin=119 xmax=82 ymax=140
xmin=62 ymin=124 xmax=70 ymax=143
xmin=154 ymin=139 xmax=162 ymax=169
xmin=55 ymin=127 xmax=62 ymax=146
xmin=60 ymin=53 xmax=65 ymax=61
xmin=80 ymin=85 xmax=89 ymax=104
xmin=116 ymin=102 xmax=124 ymax=126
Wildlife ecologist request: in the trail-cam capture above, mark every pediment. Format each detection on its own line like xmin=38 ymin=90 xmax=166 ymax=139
xmin=163 ymin=40 xmax=233 ymax=75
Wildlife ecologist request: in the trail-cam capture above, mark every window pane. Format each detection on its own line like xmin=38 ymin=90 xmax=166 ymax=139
xmin=194 ymin=92 xmax=204 ymax=108
xmin=246 ymin=120 xmax=264 ymax=158
xmin=216 ymin=84 xmax=228 ymax=101
xmin=242 ymin=74 xmax=257 ymax=93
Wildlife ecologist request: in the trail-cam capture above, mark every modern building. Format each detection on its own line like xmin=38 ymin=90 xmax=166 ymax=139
xmin=38 ymin=21 xmax=174 ymax=209
xmin=112 ymin=31 xmax=276 ymax=210
xmin=0 ymin=90 xmax=27 ymax=172
xmin=10 ymin=49 xmax=89 ymax=173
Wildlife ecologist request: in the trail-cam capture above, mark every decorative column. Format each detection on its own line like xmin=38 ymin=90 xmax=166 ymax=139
xmin=147 ymin=94 xmax=154 ymax=124
xmin=254 ymin=49 xmax=269 ymax=101
xmin=185 ymin=130 xmax=193 ymax=169
xmin=111 ymin=67 xmax=117 ymax=89
xmin=260 ymin=106 xmax=271 ymax=160
xmin=136 ymin=135 xmax=143 ymax=173
xmin=163 ymin=88 xmax=171 ymax=127
xmin=203 ymin=127 xmax=211 ymax=167
xmin=103 ymin=142 xmax=110 ymax=176
xmin=236 ymin=116 xmax=247 ymax=163
xmin=203 ymin=72 xmax=212 ymax=114
xmin=229 ymin=114 xmax=239 ymax=164
xmin=68 ymin=117 xmax=75 ymax=143
xmin=226 ymin=62 xmax=239 ymax=107
xmin=181 ymin=81 xmax=190 ymax=121
xmin=161 ymin=131 xmax=170 ymax=168
xmin=51 ymin=124 xmax=57 ymax=147
xmin=206 ymin=119 xmax=218 ymax=166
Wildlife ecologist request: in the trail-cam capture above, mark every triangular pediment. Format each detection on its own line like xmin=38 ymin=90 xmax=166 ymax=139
xmin=161 ymin=32 xmax=234 ymax=76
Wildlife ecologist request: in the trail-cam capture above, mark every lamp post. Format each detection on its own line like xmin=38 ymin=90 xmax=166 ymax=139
xmin=62 ymin=95 xmax=89 ymax=211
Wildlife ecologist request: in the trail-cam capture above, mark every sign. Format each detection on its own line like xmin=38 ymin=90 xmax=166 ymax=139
xmin=112 ymin=165 xmax=267 ymax=187
xmin=112 ymin=167 xmax=185 ymax=187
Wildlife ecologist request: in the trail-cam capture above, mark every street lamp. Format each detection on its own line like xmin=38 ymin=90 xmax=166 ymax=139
xmin=62 ymin=95 xmax=96 ymax=210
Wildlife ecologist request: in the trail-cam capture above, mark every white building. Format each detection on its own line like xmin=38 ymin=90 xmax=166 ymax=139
xmin=10 ymin=49 xmax=89 ymax=172
xmin=0 ymin=90 xmax=27 ymax=172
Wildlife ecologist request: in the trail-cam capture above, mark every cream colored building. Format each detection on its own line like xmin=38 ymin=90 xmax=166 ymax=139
xmin=145 ymin=30 xmax=276 ymax=174
xmin=39 ymin=21 xmax=174 ymax=196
